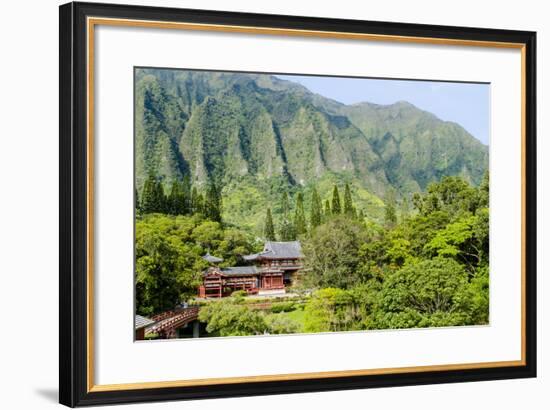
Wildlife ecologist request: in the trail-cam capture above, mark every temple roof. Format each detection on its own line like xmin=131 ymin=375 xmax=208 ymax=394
xmin=221 ymin=266 xmax=259 ymax=276
xmin=243 ymin=241 xmax=303 ymax=261
xmin=265 ymin=241 xmax=303 ymax=258
xmin=135 ymin=314 xmax=155 ymax=330
xmin=202 ymin=252 xmax=224 ymax=263
xmin=242 ymin=253 xmax=261 ymax=261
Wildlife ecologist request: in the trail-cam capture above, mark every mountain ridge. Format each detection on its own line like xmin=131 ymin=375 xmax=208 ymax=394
xmin=135 ymin=68 xmax=488 ymax=230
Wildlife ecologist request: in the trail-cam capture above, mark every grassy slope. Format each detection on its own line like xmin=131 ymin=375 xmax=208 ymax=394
xmin=222 ymin=172 xmax=385 ymax=236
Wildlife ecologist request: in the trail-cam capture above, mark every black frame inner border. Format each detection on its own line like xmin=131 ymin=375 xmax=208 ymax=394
xmin=59 ymin=2 xmax=537 ymax=407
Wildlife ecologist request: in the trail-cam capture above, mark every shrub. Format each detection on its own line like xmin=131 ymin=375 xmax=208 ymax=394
xmin=265 ymin=314 xmax=301 ymax=334
xmin=270 ymin=302 xmax=296 ymax=313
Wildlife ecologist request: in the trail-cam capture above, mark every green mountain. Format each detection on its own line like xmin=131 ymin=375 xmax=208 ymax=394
xmin=135 ymin=68 xmax=488 ymax=231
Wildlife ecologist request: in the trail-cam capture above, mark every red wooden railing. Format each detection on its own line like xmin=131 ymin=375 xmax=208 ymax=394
xmin=146 ymin=306 xmax=200 ymax=338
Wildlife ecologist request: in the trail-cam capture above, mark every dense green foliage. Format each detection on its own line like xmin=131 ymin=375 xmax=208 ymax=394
xmin=198 ymin=297 xmax=268 ymax=336
xmin=303 ymin=288 xmax=364 ymax=332
xmin=137 ymin=175 xmax=222 ymax=222
xmin=302 ymin=216 xmax=369 ymax=289
xmin=370 ymin=258 xmax=477 ymax=329
xmin=297 ymin=175 xmax=490 ymax=331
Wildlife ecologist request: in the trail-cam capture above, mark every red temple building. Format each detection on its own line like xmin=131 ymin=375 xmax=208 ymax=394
xmin=198 ymin=241 xmax=303 ymax=298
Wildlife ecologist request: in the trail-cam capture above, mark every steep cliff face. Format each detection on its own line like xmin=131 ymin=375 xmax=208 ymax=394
xmin=338 ymin=101 xmax=489 ymax=193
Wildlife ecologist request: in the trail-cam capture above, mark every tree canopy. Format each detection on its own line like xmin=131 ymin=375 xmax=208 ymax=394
xmin=136 ymin=171 xmax=489 ymax=334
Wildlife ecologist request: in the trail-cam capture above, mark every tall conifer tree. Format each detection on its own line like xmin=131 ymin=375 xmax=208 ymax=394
xmin=294 ymin=192 xmax=307 ymax=236
xmin=205 ymin=181 xmax=222 ymax=222
xmin=196 ymin=193 xmax=205 ymax=215
xmin=384 ymin=188 xmax=397 ymax=227
xmin=135 ymin=187 xmax=141 ymax=214
xmin=191 ymin=187 xmax=204 ymax=215
xmin=156 ymin=180 xmax=166 ymax=213
xmin=310 ymin=187 xmax=322 ymax=229
xmin=279 ymin=192 xmax=295 ymax=241
xmin=399 ymin=196 xmax=410 ymax=222
xmin=181 ymin=175 xmax=192 ymax=214
xmin=331 ymin=185 xmax=342 ymax=215
xmin=264 ymin=208 xmax=276 ymax=241
xmin=140 ymin=175 xmax=155 ymax=214
xmin=168 ymin=181 xmax=186 ymax=215
xmin=343 ymin=183 xmax=354 ymax=215
xmin=141 ymin=174 xmax=166 ymax=214
xmin=324 ymin=199 xmax=331 ymax=219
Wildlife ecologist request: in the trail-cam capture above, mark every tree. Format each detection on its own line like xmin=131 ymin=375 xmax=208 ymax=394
xmin=264 ymin=208 xmax=276 ymax=241
xmin=279 ymin=218 xmax=295 ymax=241
xmin=309 ymin=187 xmax=322 ymax=229
xmin=191 ymin=187 xmax=204 ymax=215
xmin=324 ymin=199 xmax=331 ymax=219
xmin=411 ymin=192 xmax=424 ymax=214
xmin=343 ymin=183 xmax=354 ymax=215
xmin=424 ymin=214 xmax=487 ymax=273
xmin=281 ymin=191 xmax=290 ymax=215
xmin=415 ymin=176 xmax=479 ymax=217
xmin=399 ymin=196 xmax=410 ymax=222
xmin=135 ymin=214 xmax=203 ymax=315
xmin=181 ymin=175 xmax=192 ymax=214
xmin=370 ymin=258 xmax=477 ymax=329
xmin=294 ymin=192 xmax=307 ymax=236
xmin=469 ymin=265 xmax=489 ymax=324
xmin=304 ymin=288 xmax=363 ymax=333
xmin=167 ymin=180 xmax=186 ymax=215
xmin=472 ymin=207 xmax=489 ymax=265
xmin=279 ymin=192 xmax=295 ymax=241
xmin=478 ymin=170 xmax=489 ymax=208
xmin=384 ymin=188 xmax=397 ymax=227
xmin=302 ymin=216 xmax=369 ymax=289
xmin=198 ymin=297 xmax=268 ymax=336
xmin=135 ymin=187 xmax=141 ymax=214
xmin=191 ymin=220 xmax=224 ymax=252
xmin=141 ymin=174 xmax=166 ymax=213
xmin=218 ymin=228 xmax=258 ymax=266
xmin=331 ymin=185 xmax=342 ymax=215
xmin=157 ymin=181 xmax=167 ymax=212
xmin=204 ymin=181 xmax=222 ymax=222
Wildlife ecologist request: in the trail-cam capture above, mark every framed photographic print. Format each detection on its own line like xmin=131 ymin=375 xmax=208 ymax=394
xmin=59 ymin=1 xmax=537 ymax=407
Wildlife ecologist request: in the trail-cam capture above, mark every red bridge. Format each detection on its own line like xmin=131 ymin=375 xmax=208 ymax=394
xmin=145 ymin=306 xmax=200 ymax=339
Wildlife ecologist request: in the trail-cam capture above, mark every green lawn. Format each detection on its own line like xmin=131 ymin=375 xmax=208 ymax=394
xmin=280 ymin=307 xmax=307 ymax=332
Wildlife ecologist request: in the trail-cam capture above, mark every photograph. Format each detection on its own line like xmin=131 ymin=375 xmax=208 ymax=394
xmin=134 ymin=68 xmax=490 ymax=340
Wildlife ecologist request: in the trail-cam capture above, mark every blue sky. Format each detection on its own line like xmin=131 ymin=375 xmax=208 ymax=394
xmin=276 ymin=75 xmax=490 ymax=145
